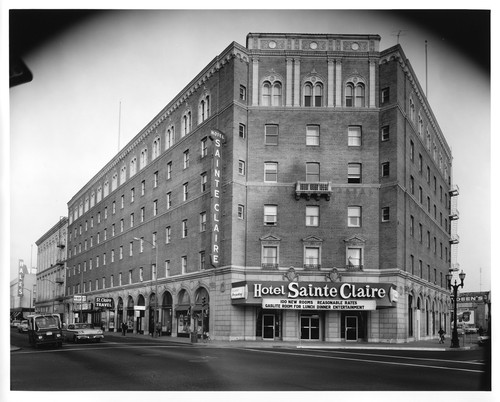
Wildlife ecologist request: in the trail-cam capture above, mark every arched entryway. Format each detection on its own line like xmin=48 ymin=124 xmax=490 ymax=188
xmin=161 ymin=291 xmax=173 ymax=336
xmin=148 ymin=292 xmax=158 ymax=336
xmin=126 ymin=296 xmax=134 ymax=333
xmin=176 ymin=289 xmax=191 ymax=338
xmin=194 ymin=287 xmax=210 ymax=340
xmin=136 ymin=294 xmax=145 ymax=334
xmin=117 ymin=297 xmax=124 ymax=331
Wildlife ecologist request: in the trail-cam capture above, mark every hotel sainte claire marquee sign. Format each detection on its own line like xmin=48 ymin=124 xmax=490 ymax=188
xmin=210 ymin=129 xmax=225 ymax=267
xmin=231 ymin=281 xmax=399 ymax=311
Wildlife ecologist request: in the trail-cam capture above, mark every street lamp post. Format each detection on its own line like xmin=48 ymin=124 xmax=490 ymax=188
xmin=446 ymin=270 xmax=466 ymax=348
xmin=133 ymin=237 xmax=159 ymax=337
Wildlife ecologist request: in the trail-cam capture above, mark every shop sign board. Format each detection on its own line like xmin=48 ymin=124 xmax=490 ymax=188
xmin=232 ymin=280 xmax=397 ymax=309
xmin=210 ymin=129 xmax=225 ymax=268
xmin=262 ymin=298 xmax=377 ymax=310
xmin=73 ymin=295 xmax=87 ymax=303
xmin=95 ymin=297 xmax=114 ymax=308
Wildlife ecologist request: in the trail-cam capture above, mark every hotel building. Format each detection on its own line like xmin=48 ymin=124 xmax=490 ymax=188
xmin=65 ymin=33 xmax=458 ymax=342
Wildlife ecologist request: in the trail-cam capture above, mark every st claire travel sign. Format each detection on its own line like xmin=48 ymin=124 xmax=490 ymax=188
xmin=231 ymin=281 xmax=398 ymax=310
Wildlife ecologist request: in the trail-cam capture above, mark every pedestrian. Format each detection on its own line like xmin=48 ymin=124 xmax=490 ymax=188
xmin=156 ymin=322 xmax=162 ymax=337
xmin=121 ymin=321 xmax=127 ymax=336
xmin=438 ymin=327 xmax=445 ymax=343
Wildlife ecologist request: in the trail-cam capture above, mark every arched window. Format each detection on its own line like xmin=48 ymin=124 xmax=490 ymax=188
xmin=152 ymin=137 xmax=161 ymax=159
xmin=354 ymin=84 xmax=365 ymax=107
xmin=120 ymin=166 xmax=127 ymax=184
xmin=165 ymin=126 xmax=174 ymax=150
xmin=140 ymin=148 xmax=148 ymax=169
xmin=345 ymin=78 xmax=366 ymax=107
xmin=199 ymin=94 xmax=210 ymax=124
xmin=409 ymin=97 xmax=416 ymax=122
xmin=345 ymin=83 xmax=354 ymax=107
xmin=111 ymin=172 xmax=118 ymax=191
xmin=130 ymin=157 xmax=137 ymax=176
xmin=261 ymin=80 xmax=282 ymax=106
xmin=183 ymin=111 xmax=192 ymax=136
xmin=103 ymin=181 xmax=109 ymax=198
xmin=303 ymin=82 xmax=323 ymax=107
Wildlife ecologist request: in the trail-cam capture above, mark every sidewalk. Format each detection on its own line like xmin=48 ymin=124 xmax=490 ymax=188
xmin=103 ymin=332 xmax=480 ymax=352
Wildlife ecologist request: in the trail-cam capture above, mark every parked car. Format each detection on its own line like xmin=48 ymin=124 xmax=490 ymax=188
xmin=27 ymin=314 xmax=63 ymax=348
xmin=62 ymin=323 xmax=104 ymax=343
xmin=11 ymin=320 xmax=21 ymax=328
xmin=17 ymin=320 xmax=29 ymax=333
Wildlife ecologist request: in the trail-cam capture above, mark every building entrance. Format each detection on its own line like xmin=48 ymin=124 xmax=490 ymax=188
xmin=262 ymin=314 xmax=275 ymax=340
xmin=300 ymin=313 xmax=320 ymax=340
xmin=345 ymin=316 xmax=358 ymax=341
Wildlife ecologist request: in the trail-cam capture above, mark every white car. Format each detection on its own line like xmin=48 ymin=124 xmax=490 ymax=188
xmin=62 ymin=323 xmax=104 ymax=343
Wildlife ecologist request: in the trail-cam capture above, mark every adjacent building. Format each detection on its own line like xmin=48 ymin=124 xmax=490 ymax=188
xmin=64 ymin=33 xmax=459 ymax=343
xmin=34 ymin=217 xmax=67 ymax=320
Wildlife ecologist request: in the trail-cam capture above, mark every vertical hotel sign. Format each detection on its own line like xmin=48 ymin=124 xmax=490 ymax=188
xmin=210 ymin=129 xmax=225 ymax=267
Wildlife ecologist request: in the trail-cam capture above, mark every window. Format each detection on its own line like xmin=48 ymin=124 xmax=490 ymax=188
xmin=182 ymin=110 xmax=192 ymax=136
xmin=131 ymin=188 xmax=135 ymax=203
xmin=381 ymin=87 xmax=389 ymax=104
xmin=238 ymin=204 xmax=245 ymax=219
xmin=120 ymin=219 xmax=124 ymax=232
xmin=381 ymin=162 xmax=390 ymax=177
xmin=199 ymin=251 xmax=206 ymax=270
xmin=165 ymin=127 xmax=174 ymax=150
xmin=182 ymin=220 xmax=188 ymax=238
xmin=165 ymin=260 xmax=170 ymax=277
xmin=152 ymin=137 xmax=161 ymax=160
xmin=346 ymin=82 xmax=365 ymax=107
xmin=348 ymin=126 xmax=361 ymax=146
xmin=119 ymin=246 xmax=123 ymax=260
xmin=183 ymin=183 xmax=189 ymax=201
xmin=419 ymin=186 xmax=423 ymax=204
xmin=140 ymin=207 xmax=145 ymax=223
xmin=418 ymin=154 xmax=423 ymax=173
xmin=200 ymin=212 xmax=207 ymax=232
xmin=130 ymin=213 xmax=134 ymax=227
xmin=306 ymin=125 xmax=320 ymax=146
xmin=200 ymin=172 xmax=208 ymax=192
xmin=153 ymin=200 xmax=158 ymax=216
xmin=239 ymin=123 xmax=246 ymax=138
xmin=264 ymin=162 xmax=278 ymax=182
xmin=140 ymin=148 xmax=148 ymax=169
xmin=348 ymin=206 xmax=361 ymax=227
xmin=239 ymin=85 xmax=247 ymax=101
xmin=130 ymin=158 xmax=137 ymax=176
xmin=262 ymin=81 xmax=282 ymax=106
xmin=347 ymin=163 xmax=362 ymax=183
xmin=410 ymin=255 xmax=414 ymax=275
xmin=409 ymin=97 xmax=415 ymax=122
xmin=381 ymin=126 xmax=389 ymax=141
xmin=238 ymin=160 xmax=246 ymax=175
xmin=262 ymin=246 xmax=278 ymax=267
xmin=306 ymin=162 xmax=320 ymax=182
xmin=153 ymin=171 xmax=158 ymax=188
xmin=410 ymin=215 xmax=414 ymax=236
xmin=165 ymin=226 xmax=171 ymax=244
xmin=199 ymin=95 xmax=210 ymax=123
xmin=166 ymin=192 xmax=172 ymax=209
xmin=167 ymin=162 xmax=172 ymax=180
xmin=128 ymin=270 xmax=132 ymax=284
xmin=141 ymin=180 xmax=145 ymax=196
xmin=346 ymin=248 xmax=362 ymax=268
xmin=381 ymin=207 xmax=390 ymax=222
xmin=303 ymin=82 xmax=323 ymax=107
xmin=304 ymin=247 xmax=320 ymax=268
xmin=181 ymin=256 xmax=187 ymax=274
xmin=264 ymin=205 xmax=277 ymax=225
xmin=183 ymin=150 xmax=190 ymax=169
xmin=410 ymin=140 xmax=414 ymax=161
xmin=410 ymin=176 xmax=415 ymax=195
xmin=201 ymin=137 xmax=208 ymax=158
xmin=265 ymin=125 xmax=279 ymax=145
xmin=306 ymin=206 xmax=319 ymax=227
xmin=129 ymin=242 xmax=133 ymax=257
xmin=139 ymin=268 xmax=144 ymax=282
xmin=419 ymin=223 xmax=423 ymax=243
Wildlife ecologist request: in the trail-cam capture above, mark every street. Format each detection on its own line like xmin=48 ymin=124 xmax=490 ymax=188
xmin=10 ymin=329 xmax=490 ymax=391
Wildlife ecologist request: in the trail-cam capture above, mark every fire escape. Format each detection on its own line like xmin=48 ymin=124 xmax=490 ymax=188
xmin=449 ymin=184 xmax=460 ymax=271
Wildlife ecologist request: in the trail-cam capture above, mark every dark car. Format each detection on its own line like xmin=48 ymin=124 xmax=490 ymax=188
xmin=27 ymin=314 xmax=63 ymax=348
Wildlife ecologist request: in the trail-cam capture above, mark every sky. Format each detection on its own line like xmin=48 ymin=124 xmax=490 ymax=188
xmin=3 ymin=4 xmax=494 ymax=297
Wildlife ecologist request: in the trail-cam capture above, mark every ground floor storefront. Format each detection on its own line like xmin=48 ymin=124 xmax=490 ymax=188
xmin=61 ymin=267 xmax=451 ymax=344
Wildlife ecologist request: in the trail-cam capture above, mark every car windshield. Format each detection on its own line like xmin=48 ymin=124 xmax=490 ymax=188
xmin=35 ymin=316 xmax=59 ymax=329
xmin=74 ymin=323 xmax=94 ymax=329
